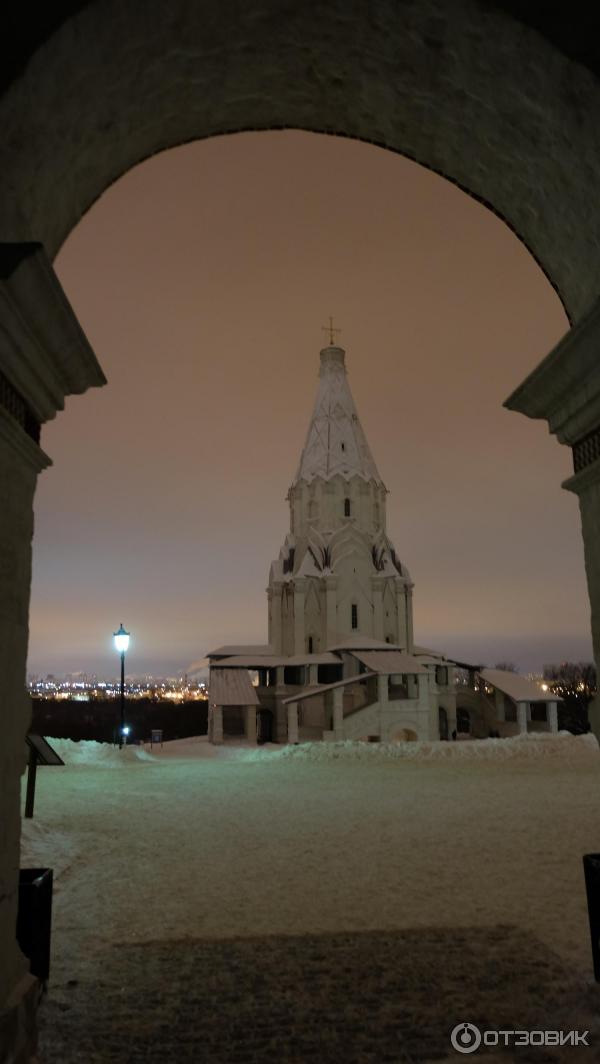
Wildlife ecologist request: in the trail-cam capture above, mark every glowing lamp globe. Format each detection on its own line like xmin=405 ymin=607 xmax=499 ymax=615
xmin=113 ymin=624 xmax=130 ymax=654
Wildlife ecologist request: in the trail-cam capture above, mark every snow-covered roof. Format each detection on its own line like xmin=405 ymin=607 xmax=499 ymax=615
xmin=479 ymin=668 xmax=560 ymax=703
xmin=207 ymin=644 xmax=274 ymax=659
xmin=293 ymin=346 xmax=383 ymax=486
xmin=210 ymin=653 xmax=340 ymax=668
xmin=351 ymin=650 xmax=427 ymax=675
xmin=209 ymin=668 xmax=260 ymax=706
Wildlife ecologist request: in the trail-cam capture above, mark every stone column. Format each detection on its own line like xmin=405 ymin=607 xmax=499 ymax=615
xmin=266 ymin=587 xmax=273 ymax=647
xmin=517 ymin=702 xmax=528 ymax=734
xmin=407 ymin=674 xmax=418 ymax=699
xmin=287 ymin=702 xmax=299 ymax=744
xmin=245 ymin=704 xmax=257 ymax=743
xmin=325 ymin=575 xmax=338 ymax=648
xmin=396 ymin=582 xmax=407 ymax=648
xmin=377 ymin=673 xmax=388 ymax=705
xmin=417 ymin=673 xmax=429 ymax=708
xmin=505 ymin=302 xmax=600 ymax=743
xmin=0 ymin=409 xmax=48 ymax=1030
xmin=270 ymin=584 xmax=283 ymax=654
xmin=0 ymin=245 xmax=106 ymax=1049
xmin=494 ymin=688 xmax=505 ymax=721
xmin=308 ymin=664 xmax=319 ymax=685
xmin=547 ymin=701 xmax=559 ymax=733
xmin=405 ymin=586 xmax=414 ymax=652
xmin=211 ymin=705 xmax=224 ymax=744
xmin=371 ymin=577 xmax=384 ymax=641
xmin=293 ymin=577 xmax=306 ymax=656
xmin=333 ymin=686 xmax=344 ymax=737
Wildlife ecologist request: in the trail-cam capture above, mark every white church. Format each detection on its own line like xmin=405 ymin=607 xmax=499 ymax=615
xmin=207 ymin=336 xmax=559 ymax=745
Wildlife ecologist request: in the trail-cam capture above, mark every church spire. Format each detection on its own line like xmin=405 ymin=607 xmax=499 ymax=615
xmin=293 ymin=341 xmax=383 ymax=486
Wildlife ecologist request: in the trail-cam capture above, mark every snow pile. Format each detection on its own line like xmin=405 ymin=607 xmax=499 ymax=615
xmin=46 ymin=738 xmax=157 ymax=767
xmin=249 ymin=731 xmax=599 ymax=764
xmin=20 ymin=818 xmax=77 ymax=881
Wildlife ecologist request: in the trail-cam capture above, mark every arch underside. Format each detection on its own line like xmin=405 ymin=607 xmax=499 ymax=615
xmin=1 ymin=0 xmax=600 ymax=323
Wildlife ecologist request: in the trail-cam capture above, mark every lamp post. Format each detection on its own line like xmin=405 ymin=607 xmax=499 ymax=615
xmin=113 ymin=623 xmax=130 ymax=748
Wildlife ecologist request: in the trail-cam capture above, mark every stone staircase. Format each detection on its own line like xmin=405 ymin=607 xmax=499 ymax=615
xmin=340 ymin=700 xmax=382 ymax=740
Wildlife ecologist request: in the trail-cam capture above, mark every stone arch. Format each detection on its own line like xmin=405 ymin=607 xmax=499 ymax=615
xmin=1 ymin=1 xmax=600 ymax=323
xmin=392 ymin=727 xmax=418 ymax=743
xmin=4 ymin=1 xmax=600 ymax=1051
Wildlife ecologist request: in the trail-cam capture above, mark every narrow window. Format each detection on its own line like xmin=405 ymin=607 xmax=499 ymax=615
xmin=308 ymin=636 xmax=313 ymax=654
xmin=351 ymin=603 xmax=358 ymax=629
xmin=341 ymin=442 xmax=346 ymax=452
xmin=344 ymin=498 xmax=351 ymax=516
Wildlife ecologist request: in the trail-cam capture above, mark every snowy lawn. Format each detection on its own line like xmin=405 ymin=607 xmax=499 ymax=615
xmin=20 ymin=733 xmax=600 ymax=1062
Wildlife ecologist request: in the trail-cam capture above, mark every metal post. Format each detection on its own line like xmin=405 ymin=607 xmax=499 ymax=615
xmin=583 ymin=854 xmax=600 ymax=981
xmin=119 ymin=649 xmax=125 ymax=749
xmin=24 ymin=746 xmax=38 ymax=819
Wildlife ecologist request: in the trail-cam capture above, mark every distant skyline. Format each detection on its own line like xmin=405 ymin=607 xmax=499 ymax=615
xmin=28 ymin=130 xmax=592 ymax=677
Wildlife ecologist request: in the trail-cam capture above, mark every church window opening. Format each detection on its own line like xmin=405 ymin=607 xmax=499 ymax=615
xmin=308 ymin=636 xmax=313 ymax=654
xmin=344 ymin=498 xmax=351 ymax=516
xmin=351 ymin=603 xmax=358 ymax=629
xmin=341 ymin=442 xmax=346 ymax=452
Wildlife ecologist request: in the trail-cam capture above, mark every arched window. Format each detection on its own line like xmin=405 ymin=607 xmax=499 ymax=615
xmin=344 ymin=498 xmax=351 ymax=516
xmin=351 ymin=603 xmax=358 ymax=629
xmin=307 ymin=635 xmax=313 ymax=654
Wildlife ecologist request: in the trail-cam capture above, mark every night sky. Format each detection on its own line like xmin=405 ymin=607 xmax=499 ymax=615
xmin=27 ymin=130 xmax=592 ymax=679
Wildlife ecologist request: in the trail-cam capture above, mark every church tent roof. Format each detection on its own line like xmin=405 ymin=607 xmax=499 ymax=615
xmin=293 ymin=345 xmax=384 ymax=486
xmin=209 ymin=668 xmax=260 ymax=706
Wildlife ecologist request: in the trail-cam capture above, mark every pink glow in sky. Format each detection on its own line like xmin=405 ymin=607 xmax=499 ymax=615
xmin=27 ymin=131 xmax=591 ymax=678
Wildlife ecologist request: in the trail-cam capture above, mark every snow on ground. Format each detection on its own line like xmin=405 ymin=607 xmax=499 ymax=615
xmin=46 ymin=737 xmax=158 ymax=766
xmin=249 ymin=730 xmax=600 ymax=763
xmin=20 ymin=731 xmax=600 ymax=976
xmin=21 ymin=732 xmax=600 ymax=1061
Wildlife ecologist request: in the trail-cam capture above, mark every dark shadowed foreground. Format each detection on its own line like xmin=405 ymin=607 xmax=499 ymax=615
xmin=38 ymin=926 xmax=599 ymax=1063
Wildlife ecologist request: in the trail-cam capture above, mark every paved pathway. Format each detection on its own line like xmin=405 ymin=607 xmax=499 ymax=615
xmin=38 ymin=925 xmax=600 ymax=1062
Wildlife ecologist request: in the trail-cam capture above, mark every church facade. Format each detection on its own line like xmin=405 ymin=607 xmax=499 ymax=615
xmin=207 ymin=341 xmax=560 ymax=745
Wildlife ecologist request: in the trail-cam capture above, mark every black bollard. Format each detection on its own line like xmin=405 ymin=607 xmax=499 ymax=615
xmin=583 ymin=854 xmax=600 ymax=981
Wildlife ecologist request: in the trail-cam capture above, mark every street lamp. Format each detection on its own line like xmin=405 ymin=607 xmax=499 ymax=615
xmin=113 ymin=623 xmax=130 ymax=748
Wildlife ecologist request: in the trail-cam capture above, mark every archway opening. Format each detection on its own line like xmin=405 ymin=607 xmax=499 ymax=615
xmin=26 ymin=129 xmax=588 ymax=691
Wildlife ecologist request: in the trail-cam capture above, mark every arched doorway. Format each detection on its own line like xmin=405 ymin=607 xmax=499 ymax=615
xmin=457 ymin=707 xmax=471 ymax=735
xmin=392 ymin=727 xmax=418 ymax=743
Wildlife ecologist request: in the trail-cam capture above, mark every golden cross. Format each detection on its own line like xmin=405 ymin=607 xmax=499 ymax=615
xmin=322 ymin=316 xmax=341 ymax=346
